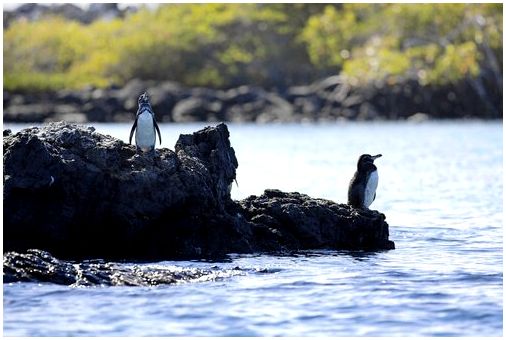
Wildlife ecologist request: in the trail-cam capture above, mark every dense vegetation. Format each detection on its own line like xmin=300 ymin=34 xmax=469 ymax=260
xmin=4 ymin=3 xmax=502 ymax=94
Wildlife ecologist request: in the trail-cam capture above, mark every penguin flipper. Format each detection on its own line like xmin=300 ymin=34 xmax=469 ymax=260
xmin=129 ymin=118 xmax=137 ymax=145
xmin=348 ymin=185 xmax=364 ymax=208
xmin=154 ymin=119 xmax=162 ymax=145
xmin=356 ymin=190 xmax=365 ymax=209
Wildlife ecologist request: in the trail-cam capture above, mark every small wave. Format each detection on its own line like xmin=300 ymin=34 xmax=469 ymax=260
xmin=452 ymin=271 xmax=503 ymax=283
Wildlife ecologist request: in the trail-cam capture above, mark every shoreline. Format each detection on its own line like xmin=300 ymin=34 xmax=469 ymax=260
xmin=4 ymin=76 xmax=502 ymax=124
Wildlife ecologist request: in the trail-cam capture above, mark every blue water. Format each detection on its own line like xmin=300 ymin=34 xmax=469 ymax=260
xmin=3 ymin=121 xmax=503 ymax=336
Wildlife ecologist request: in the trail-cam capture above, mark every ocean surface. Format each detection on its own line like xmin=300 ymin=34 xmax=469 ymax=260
xmin=3 ymin=120 xmax=503 ymax=336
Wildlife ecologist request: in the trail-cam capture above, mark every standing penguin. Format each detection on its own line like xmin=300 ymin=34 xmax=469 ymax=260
xmin=129 ymin=91 xmax=162 ymax=156
xmin=348 ymin=154 xmax=382 ymax=209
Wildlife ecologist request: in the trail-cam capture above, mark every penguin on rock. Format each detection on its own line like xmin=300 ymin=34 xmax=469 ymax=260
xmin=129 ymin=91 xmax=162 ymax=156
xmin=348 ymin=154 xmax=382 ymax=209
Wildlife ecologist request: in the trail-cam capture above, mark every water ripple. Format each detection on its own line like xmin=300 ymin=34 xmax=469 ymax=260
xmin=3 ymin=121 xmax=503 ymax=336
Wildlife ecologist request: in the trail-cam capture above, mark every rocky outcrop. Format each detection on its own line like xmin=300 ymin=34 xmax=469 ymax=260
xmin=3 ymin=122 xmax=394 ymax=262
xmin=238 ymin=190 xmax=394 ymax=251
xmin=3 ymin=122 xmax=241 ymax=260
xmin=3 ymin=249 xmax=246 ymax=286
xmin=3 ymin=81 xmax=299 ymax=124
xmin=4 ymin=76 xmax=502 ymax=124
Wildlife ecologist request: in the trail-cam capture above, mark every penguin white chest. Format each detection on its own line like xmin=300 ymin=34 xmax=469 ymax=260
xmin=135 ymin=111 xmax=155 ymax=151
xmin=364 ymin=170 xmax=378 ymax=208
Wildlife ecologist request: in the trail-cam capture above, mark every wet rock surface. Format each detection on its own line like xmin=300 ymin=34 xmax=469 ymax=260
xmin=3 ymin=122 xmax=394 ymax=267
xmin=3 ymin=249 xmax=244 ymax=286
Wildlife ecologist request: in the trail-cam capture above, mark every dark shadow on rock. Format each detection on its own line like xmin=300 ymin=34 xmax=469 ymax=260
xmin=3 ymin=122 xmax=394 ymax=263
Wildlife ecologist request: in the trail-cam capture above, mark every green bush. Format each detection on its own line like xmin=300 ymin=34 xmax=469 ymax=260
xmin=302 ymin=3 xmax=502 ymax=85
xmin=3 ymin=4 xmax=502 ymax=91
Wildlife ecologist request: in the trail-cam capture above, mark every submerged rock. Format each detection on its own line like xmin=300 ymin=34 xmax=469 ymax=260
xmin=3 ymin=122 xmax=394 ymax=263
xmin=3 ymin=249 xmax=243 ymax=286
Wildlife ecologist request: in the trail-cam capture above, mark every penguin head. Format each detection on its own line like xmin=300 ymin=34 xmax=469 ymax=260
xmin=357 ymin=154 xmax=382 ymax=171
xmin=138 ymin=91 xmax=150 ymax=105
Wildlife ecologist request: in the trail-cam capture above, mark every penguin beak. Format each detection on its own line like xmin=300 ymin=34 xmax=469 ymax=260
xmin=372 ymin=154 xmax=382 ymax=160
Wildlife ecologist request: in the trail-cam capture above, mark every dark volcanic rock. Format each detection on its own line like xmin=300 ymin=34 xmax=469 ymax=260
xmin=172 ymin=97 xmax=223 ymax=122
xmin=3 ymin=122 xmax=241 ymax=260
xmin=3 ymin=249 xmax=243 ymax=286
xmin=3 ymin=122 xmax=394 ymax=262
xmin=239 ymin=189 xmax=394 ymax=251
xmin=4 ymin=103 xmax=55 ymax=122
xmin=3 ymin=73 xmax=502 ymax=123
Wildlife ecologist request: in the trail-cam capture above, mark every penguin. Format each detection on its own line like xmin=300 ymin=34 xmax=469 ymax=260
xmin=348 ymin=154 xmax=382 ymax=209
xmin=129 ymin=91 xmax=162 ymax=156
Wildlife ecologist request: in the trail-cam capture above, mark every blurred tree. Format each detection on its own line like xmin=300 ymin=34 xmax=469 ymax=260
xmin=299 ymin=3 xmax=502 ymax=116
xmin=3 ymin=3 xmax=502 ymax=96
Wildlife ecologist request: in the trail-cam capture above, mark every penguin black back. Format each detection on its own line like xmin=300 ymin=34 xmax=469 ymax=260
xmin=348 ymin=154 xmax=382 ymax=209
